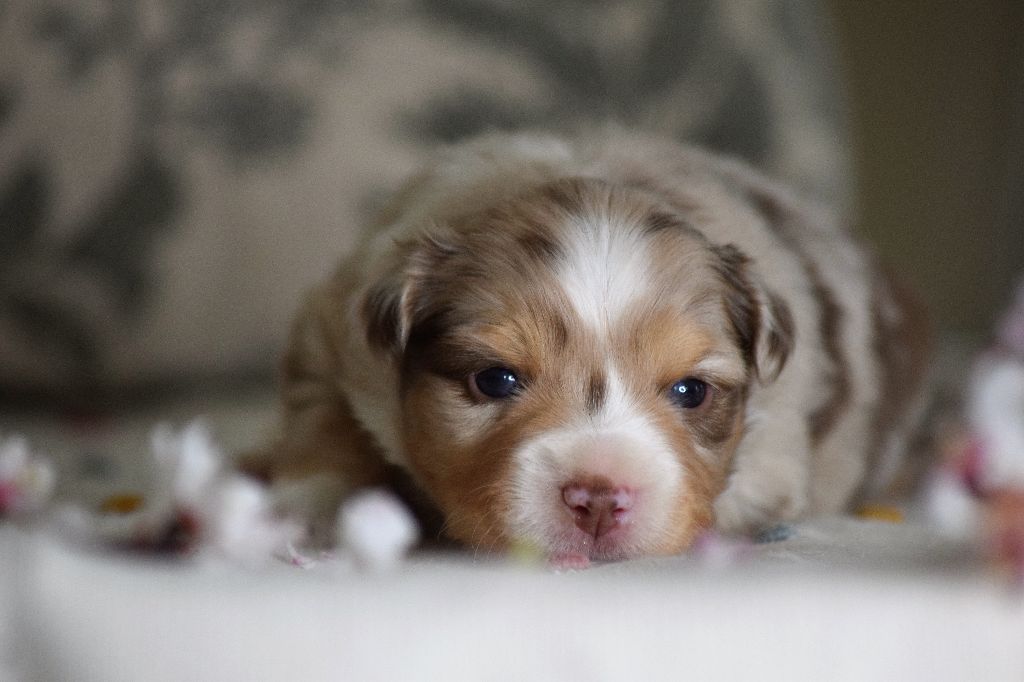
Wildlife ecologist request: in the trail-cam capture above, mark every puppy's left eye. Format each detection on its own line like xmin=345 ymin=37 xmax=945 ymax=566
xmin=471 ymin=367 xmax=521 ymax=400
xmin=669 ymin=378 xmax=708 ymax=409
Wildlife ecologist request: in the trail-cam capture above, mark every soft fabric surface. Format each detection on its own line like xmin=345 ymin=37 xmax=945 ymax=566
xmin=3 ymin=519 xmax=1022 ymax=682
xmin=2 ymin=390 xmax=1023 ymax=681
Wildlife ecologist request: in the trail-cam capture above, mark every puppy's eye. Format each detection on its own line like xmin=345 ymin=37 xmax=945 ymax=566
xmin=471 ymin=367 xmax=521 ymax=400
xmin=669 ymin=378 xmax=708 ymax=409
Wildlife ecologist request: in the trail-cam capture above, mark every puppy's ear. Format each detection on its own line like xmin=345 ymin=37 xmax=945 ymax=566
xmin=360 ymin=231 xmax=457 ymax=355
xmin=713 ymin=244 xmax=794 ymax=384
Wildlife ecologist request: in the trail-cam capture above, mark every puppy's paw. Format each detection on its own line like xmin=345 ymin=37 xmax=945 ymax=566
xmin=268 ymin=473 xmax=348 ymax=548
xmin=234 ymin=447 xmax=275 ymax=483
xmin=714 ymin=486 xmax=803 ymax=536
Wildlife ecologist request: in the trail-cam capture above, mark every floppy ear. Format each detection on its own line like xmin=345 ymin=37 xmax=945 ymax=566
xmin=712 ymin=244 xmax=794 ymax=384
xmin=359 ymin=232 xmax=458 ymax=355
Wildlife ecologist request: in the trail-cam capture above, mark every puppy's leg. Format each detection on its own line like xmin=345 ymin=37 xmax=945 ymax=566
xmin=240 ymin=288 xmax=390 ymax=546
xmin=713 ymin=412 xmax=812 ymax=533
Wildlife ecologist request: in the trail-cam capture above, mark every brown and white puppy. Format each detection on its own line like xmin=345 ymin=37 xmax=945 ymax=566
xmin=250 ymin=132 xmax=930 ymax=567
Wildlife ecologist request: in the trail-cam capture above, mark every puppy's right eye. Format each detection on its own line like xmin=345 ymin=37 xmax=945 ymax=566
xmin=471 ymin=367 xmax=521 ymax=400
xmin=669 ymin=377 xmax=709 ymax=409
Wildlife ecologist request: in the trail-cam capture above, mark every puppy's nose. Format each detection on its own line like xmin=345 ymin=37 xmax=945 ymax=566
xmin=562 ymin=481 xmax=634 ymax=538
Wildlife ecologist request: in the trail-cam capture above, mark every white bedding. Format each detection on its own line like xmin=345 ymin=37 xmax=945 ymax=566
xmin=2 ymin=390 xmax=1023 ymax=681
xmin=4 ymin=518 xmax=1023 ymax=682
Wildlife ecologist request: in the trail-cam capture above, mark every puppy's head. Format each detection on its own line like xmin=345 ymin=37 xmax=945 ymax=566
xmin=362 ymin=178 xmax=792 ymax=562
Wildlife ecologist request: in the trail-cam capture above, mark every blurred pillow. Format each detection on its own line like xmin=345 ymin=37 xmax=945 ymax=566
xmin=0 ymin=0 xmax=849 ymax=403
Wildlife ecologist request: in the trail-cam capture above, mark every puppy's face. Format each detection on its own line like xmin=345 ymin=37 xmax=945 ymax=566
xmin=364 ymin=179 xmax=792 ymax=563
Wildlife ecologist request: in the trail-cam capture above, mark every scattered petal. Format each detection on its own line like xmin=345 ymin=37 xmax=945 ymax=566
xmin=338 ymin=489 xmax=419 ymax=571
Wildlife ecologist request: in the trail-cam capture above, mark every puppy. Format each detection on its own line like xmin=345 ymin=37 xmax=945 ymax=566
xmin=249 ymin=132 xmax=930 ymax=567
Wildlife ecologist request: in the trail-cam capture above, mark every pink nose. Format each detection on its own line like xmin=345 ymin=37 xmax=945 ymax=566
xmin=561 ymin=481 xmax=634 ymax=538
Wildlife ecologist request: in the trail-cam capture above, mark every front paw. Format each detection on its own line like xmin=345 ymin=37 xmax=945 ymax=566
xmin=268 ymin=473 xmax=349 ymax=548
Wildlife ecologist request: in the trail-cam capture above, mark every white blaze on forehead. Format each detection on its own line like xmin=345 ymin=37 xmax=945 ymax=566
xmin=556 ymin=214 xmax=652 ymax=334
xmin=596 ymin=360 xmax=641 ymax=427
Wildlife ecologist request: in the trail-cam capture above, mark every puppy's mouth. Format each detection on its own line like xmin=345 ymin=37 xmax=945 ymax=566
xmin=547 ymin=531 xmax=636 ymax=570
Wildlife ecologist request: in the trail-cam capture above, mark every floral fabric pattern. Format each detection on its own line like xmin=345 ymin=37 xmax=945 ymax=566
xmin=0 ymin=0 xmax=849 ymax=402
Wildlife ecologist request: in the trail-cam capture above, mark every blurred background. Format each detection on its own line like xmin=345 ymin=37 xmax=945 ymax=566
xmin=835 ymin=0 xmax=1023 ymax=348
xmin=0 ymin=0 xmax=1021 ymax=412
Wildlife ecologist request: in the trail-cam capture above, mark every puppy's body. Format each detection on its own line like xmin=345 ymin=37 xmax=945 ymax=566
xmin=256 ymin=132 xmax=929 ymax=564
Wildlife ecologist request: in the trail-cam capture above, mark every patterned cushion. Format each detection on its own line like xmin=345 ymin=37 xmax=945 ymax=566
xmin=0 ymin=0 xmax=849 ymax=402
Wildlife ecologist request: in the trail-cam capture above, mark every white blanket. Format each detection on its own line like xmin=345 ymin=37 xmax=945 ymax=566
xmin=2 ymin=390 xmax=1023 ymax=681
xmin=3 ymin=517 xmax=1023 ymax=682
